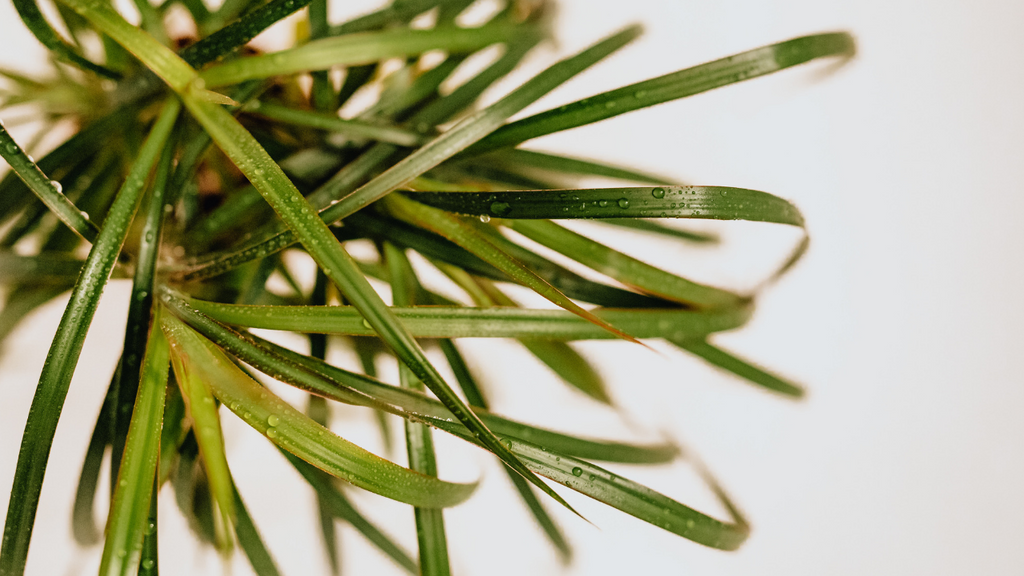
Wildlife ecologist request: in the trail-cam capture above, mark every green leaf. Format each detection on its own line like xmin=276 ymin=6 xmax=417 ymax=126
xmin=136 ymin=478 xmax=160 ymax=575
xmin=167 ymin=24 xmax=631 ymax=283
xmin=181 ymin=81 xmax=576 ymax=518
xmin=465 ymin=32 xmax=855 ymax=155
xmin=160 ymin=313 xmax=478 ymax=508
xmin=110 ymin=134 xmax=176 ymax=486
xmin=285 ymin=452 xmax=417 ymax=574
xmin=159 ymin=289 xmax=679 ymax=465
xmin=56 ymin=0 xmax=196 ymax=92
xmin=245 ymin=101 xmax=426 ymax=146
xmin=168 ymin=315 xmax=236 ymax=550
xmin=72 ymin=371 xmax=116 ymax=545
xmin=410 ymin=185 xmax=804 ymax=225
xmin=596 ymin=218 xmax=719 ymax=244
xmin=470 ymin=435 xmax=751 ymax=551
xmin=11 ymin=0 xmax=121 ymax=78
xmin=341 ymin=211 xmax=668 ymax=308
xmin=233 ymin=485 xmax=284 ymax=576
xmin=385 ymin=243 xmax=451 ymax=576
xmin=476 ymin=148 xmax=682 ymax=185
xmin=438 ymin=340 xmax=572 ymax=561
xmin=383 ymin=193 xmax=640 ymax=343
xmin=668 ymin=338 xmax=805 ymax=398
xmin=183 ymin=297 xmax=751 ymax=340
xmin=99 ymin=318 xmax=170 ymax=576
xmin=199 ymin=24 xmax=530 ymax=87
xmin=179 ymin=0 xmax=315 ymax=67
xmin=0 ymin=122 xmax=100 ymax=243
xmin=0 ymin=100 xmax=179 ymax=576
xmin=507 ymin=219 xmax=743 ymax=308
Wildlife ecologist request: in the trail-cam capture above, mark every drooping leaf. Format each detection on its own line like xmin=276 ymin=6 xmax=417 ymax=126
xmin=160 ymin=313 xmax=478 ymax=508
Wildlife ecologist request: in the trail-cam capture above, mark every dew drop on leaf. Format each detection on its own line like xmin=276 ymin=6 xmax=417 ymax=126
xmin=652 ymin=187 xmax=665 ymax=199
xmin=572 ymin=467 xmax=583 ymax=477
xmin=618 ymin=198 xmax=630 ymax=209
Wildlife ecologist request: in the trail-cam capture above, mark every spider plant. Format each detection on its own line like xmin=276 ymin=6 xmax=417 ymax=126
xmin=0 ymin=0 xmax=853 ymax=573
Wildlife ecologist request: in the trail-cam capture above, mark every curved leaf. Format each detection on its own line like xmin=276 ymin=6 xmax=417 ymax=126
xmin=160 ymin=314 xmax=478 ymax=509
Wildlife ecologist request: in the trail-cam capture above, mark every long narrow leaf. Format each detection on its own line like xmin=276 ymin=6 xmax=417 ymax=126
xmin=386 ymin=243 xmax=451 ymax=576
xmin=233 ymin=485 xmax=283 ymax=576
xmin=99 ymin=319 xmax=170 ymax=576
xmin=383 ymin=193 xmax=639 ymax=343
xmin=199 ymin=24 xmax=529 ymax=87
xmin=668 ymin=337 xmax=805 ymax=398
xmin=439 ymin=340 xmax=572 ymax=561
xmin=285 ymin=452 xmax=417 ymax=574
xmin=184 ymin=297 xmax=751 ymax=340
xmin=169 ymin=318 xmax=236 ymax=550
xmin=0 ymin=122 xmax=100 ymax=243
xmin=11 ymin=0 xmax=120 ymax=78
xmin=509 ymin=219 xmax=743 ymax=308
xmin=160 ymin=314 xmax=478 ymax=508
xmin=465 ymin=32 xmax=855 ymax=155
xmin=0 ymin=100 xmax=179 ymax=576
xmin=110 ymin=135 xmax=176 ymax=484
xmin=179 ymin=0 xmax=315 ymax=67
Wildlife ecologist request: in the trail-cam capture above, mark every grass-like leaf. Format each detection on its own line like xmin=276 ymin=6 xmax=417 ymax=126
xmin=245 ymin=101 xmax=425 ymax=146
xmin=0 ymin=100 xmax=178 ymax=576
xmin=0 ymin=122 xmax=100 ymax=243
xmin=184 ymin=298 xmax=750 ymax=340
xmin=384 ymin=193 xmax=640 ymax=343
xmin=11 ymin=0 xmax=120 ymax=79
xmin=439 ymin=340 xmax=573 ymax=561
xmin=160 ymin=313 xmax=478 ymax=508
xmin=508 ymin=219 xmax=743 ymax=308
xmin=199 ymin=24 xmax=529 ymax=87
xmin=669 ymin=337 xmax=805 ymax=398
xmin=386 ymin=243 xmax=452 ymax=576
xmin=99 ymin=318 xmax=169 ymax=576
xmin=168 ymin=315 xmax=237 ymax=550
xmin=465 ymin=32 xmax=855 ymax=155
xmin=285 ymin=452 xmax=418 ymax=574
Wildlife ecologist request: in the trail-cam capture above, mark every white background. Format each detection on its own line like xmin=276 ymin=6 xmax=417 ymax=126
xmin=2 ymin=0 xmax=1024 ymax=574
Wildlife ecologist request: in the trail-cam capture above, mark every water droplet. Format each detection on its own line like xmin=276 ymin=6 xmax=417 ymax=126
xmin=361 ymin=319 xmax=372 ymax=330
xmin=267 ymin=428 xmax=278 ymax=439
xmin=5 ymin=143 xmax=18 ymax=154
xmin=230 ymin=402 xmax=239 ymax=411
xmin=598 ymin=200 xmax=609 ymax=208
xmin=490 ymin=201 xmax=510 ymax=216
xmin=604 ymin=100 xmax=617 ymax=109
xmin=146 ymin=522 xmax=156 ymax=534
xmin=192 ymin=78 xmax=206 ymax=90
xmin=267 ymin=415 xmax=280 ymax=427
xmin=720 ymin=189 xmax=728 ymax=196
xmin=652 ymin=187 xmax=665 ymax=199
xmin=116 ymin=549 xmax=126 ymax=558
xmin=478 ymin=214 xmax=491 ymax=223
xmin=589 ymin=474 xmax=596 ymax=481
xmin=50 ymin=180 xmax=63 ymax=194
xmin=142 ymin=559 xmax=155 ymax=570
xmin=617 ymin=198 xmax=630 ymax=209
xmin=145 ymin=231 xmax=155 ymax=242
xmin=119 ymin=479 xmax=128 ymax=487
xmin=572 ymin=467 xmax=583 ymax=477
xmin=136 ymin=291 xmax=148 ymax=302
xmin=634 ymin=90 xmax=648 ymax=99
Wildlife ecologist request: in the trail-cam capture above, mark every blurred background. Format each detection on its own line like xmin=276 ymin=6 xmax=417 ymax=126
xmin=1 ymin=0 xmax=1023 ymax=574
